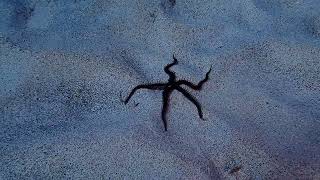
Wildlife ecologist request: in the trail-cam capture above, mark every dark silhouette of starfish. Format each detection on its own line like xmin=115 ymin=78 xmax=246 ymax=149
xmin=124 ymin=55 xmax=211 ymax=131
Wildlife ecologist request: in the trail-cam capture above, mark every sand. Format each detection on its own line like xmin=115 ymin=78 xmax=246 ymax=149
xmin=1 ymin=0 xmax=319 ymax=179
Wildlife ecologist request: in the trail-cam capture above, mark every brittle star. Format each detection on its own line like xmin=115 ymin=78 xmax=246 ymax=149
xmin=123 ymin=55 xmax=211 ymax=131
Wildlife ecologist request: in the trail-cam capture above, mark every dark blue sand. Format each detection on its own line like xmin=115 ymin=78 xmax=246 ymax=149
xmin=1 ymin=0 xmax=319 ymax=179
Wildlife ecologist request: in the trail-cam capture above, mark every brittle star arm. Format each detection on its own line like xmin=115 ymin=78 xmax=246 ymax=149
xmin=164 ymin=55 xmax=178 ymax=82
xmin=161 ymin=87 xmax=174 ymax=131
xmin=175 ymin=86 xmax=203 ymax=119
xmin=124 ymin=83 xmax=166 ymax=104
xmin=176 ymin=67 xmax=211 ymax=90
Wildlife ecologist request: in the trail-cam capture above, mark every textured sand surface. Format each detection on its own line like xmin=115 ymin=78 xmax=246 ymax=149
xmin=1 ymin=0 xmax=320 ymax=179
